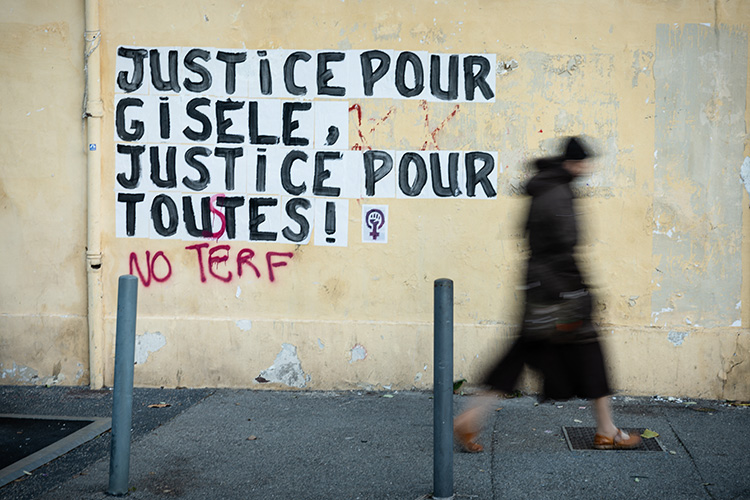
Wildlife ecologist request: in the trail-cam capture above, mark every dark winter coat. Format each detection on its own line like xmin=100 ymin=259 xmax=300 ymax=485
xmin=523 ymin=158 xmax=587 ymax=305
xmin=482 ymin=155 xmax=610 ymax=399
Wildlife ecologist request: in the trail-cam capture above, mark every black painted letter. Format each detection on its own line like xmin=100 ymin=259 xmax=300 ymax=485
xmin=217 ymin=51 xmax=248 ymax=95
xmin=151 ymin=194 xmax=179 ymax=236
xmin=150 ymin=146 xmax=177 ymax=188
xmin=282 ymin=101 xmax=312 ymax=146
xmin=317 ymin=52 xmax=346 ymax=97
xmin=284 ymin=51 xmax=311 ymax=96
xmin=248 ymin=101 xmax=280 ymax=145
xmin=398 ymin=153 xmax=427 ymax=197
xmin=183 ymin=97 xmax=212 ymax=142
xmin=115 ymin=98 xmax=145 ymax=141
xmin=215 ymin=147 xmax=244 ymax=190
xmin=216 ymin=196 xmax=245 ymax=239
xmin=116 ymin=144 xmax=145 ymax=189
xmin=465 ymin=152 xmax=497 ymax=197
xmin=363 ymin=150 xmax=393 ymax=196
xmin=395 ymin=52 xmax=424 ymax=98
xmin=216 ymin=99 xmax=245 ymax=143
xmin=183 ymin=146 xmax=212 ymax=191
xmin=463 ymin=56 xmax=494 ymax=101
xmin=149 ymin=49 xmax=181 ymax=92
xmin=430 ymin=54 xmax=459 ymax=101
xmin=281 ymin=150 xmax=309 ymax=196
xmin=249 ymin=197 xmax=279 ymax=241
xmin=313 ymin=152 xmax=342 ymax=197
xmin=183 ymin=48 xmax=213 ymax=93
xmin=182 ymin=196 xmax=213 ymax=237
xmin=282 ymin=198 xmax=312 ymax=243
xmin=360 ymin=50 xmax=390 ymax=96
xmin=430 ymin=152 xmax=460 ymax=197
xmin=116 ymin=47 xmax=147 ymax=93
xmin=117 ymin=192 xmax=145 ymax=236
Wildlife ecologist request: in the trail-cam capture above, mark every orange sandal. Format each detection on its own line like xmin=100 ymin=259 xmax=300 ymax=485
xmin=593 ymin=429 xmax=642 ymax=450
xmin=454 ymin=426 xmax=484 ymax=453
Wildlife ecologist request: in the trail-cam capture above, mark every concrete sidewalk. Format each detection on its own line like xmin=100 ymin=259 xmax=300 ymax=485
xmin=1 ymin=387 xmax=748 ymax=499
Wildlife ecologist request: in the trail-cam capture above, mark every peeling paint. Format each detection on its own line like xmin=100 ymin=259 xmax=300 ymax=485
xmin=257 ymin=343 xmax=310 ymax=388
xmin=651 ymin=307 xmax=674 ymax=325
xmin=631 ymin=49 xmax=653 ymax=87
xmin=497 ymin=59 xmax=518 ymax=76
xmin=317 ymin=338 xmax=325 ymax=350
xmin=350 ymin=344 xmax=367 ymax=363
xmin=740 ymin=157 xmax=750 ymax=196
xmin=134 ymin=331 xmax=167 ymax=365
xmin=0 ymin=362 xmax=39 ymax=382
xmin=668 ymin=330 xmax=689 ymax=346
xmin=40 ymin=373 xmax=66 ymax=386
xmin=235 ymin=320 xmax=253 ymax=331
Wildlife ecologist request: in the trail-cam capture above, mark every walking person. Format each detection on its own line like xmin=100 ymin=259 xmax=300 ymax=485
xmin=454 ymin=136 xmax=641 ymax=452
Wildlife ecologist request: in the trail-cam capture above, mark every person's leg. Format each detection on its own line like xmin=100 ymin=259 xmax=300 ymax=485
xmin=455 ymin=339 xmax=528 ymax=452
xmin=453 ymin=390 xmax=500 ymax=452
xmin=592 ymin=396 xmax=641 ymax=449
xmin=593 ymin=396 xmax=618 ymax=437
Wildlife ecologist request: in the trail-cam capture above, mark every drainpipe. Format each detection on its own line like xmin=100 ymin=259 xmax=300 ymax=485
xmin=84 ymin=0 xmax=104 ymax=389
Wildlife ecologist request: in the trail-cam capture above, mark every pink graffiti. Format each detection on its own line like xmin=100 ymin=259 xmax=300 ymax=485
xmin=185 ymin=243 xmax=293 ymax=283
xmin=128 ymin=245 xmax=294 ymax=287
xmin=201 ymin=194 xmax=227 ymax=240
xmin=129 ymin=251 xmax=172 ymax=287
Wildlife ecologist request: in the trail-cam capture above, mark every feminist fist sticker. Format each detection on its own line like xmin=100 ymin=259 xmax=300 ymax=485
xmin=362 ymin=205 xmax=388 ymax=243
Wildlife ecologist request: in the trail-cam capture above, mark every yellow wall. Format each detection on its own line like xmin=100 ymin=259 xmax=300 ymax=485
xmin=2 ymin=0 xmax=749 ymax=400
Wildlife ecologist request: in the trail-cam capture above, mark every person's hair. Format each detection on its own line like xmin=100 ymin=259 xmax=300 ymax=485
xmin=563 ymin=136 xmax=591 ymax=161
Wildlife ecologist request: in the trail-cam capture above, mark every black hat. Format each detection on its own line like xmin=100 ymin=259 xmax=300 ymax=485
xmin=563 ymin=136 xmax=591 ymax=161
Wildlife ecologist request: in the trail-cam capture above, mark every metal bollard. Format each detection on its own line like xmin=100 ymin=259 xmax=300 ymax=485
xmin=108 ymin=275 xmax=138 ymax=496
xmin=433 ymin=279 xmax=454 ymax=500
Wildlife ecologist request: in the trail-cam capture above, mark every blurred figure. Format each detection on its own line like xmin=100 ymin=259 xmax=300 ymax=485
xmin=454 ymin=137 xmax=640 ymax=452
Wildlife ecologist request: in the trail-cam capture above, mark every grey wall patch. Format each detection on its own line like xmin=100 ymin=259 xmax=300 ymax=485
xmin=667 ymin=330 xmax=690 ymax=346
xmin=652 ymin=24 xmax=747 ymax=328
xmin=134 ymin=331 xmax=167 ymax=365
xmin=235 ymin=320 xmax=252 ymax=331
xmin=350 ymin=344 xmax=367 ymax=363
xmin=257 ymin=343 xmax=310 ymax=388
xmin=740 ymin=157 xmax=750 ymax=197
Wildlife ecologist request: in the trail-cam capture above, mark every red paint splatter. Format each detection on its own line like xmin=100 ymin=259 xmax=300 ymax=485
xmin=420 ymin=102 xmax=461 ymax=150
xmin=538 ymin=129 xmax=543 ymax=133
xmin=349 ymin=103 xmax=396 ymax=150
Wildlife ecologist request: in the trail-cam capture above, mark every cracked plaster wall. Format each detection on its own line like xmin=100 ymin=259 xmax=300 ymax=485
xmin=2 ymin=1 xmax=750 ymax=399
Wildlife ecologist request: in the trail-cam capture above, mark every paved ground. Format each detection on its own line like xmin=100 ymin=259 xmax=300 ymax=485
xmin=1 ymin=386 xmax=748 ymax=499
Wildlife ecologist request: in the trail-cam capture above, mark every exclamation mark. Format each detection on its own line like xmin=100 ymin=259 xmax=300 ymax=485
xmin=325 ymin=201 xmax=336 ymax=243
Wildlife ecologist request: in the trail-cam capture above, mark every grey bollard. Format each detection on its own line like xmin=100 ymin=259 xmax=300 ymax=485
xmin=433 ymin=279 xmax=454 ymax=500
xmin=108 ymin=275 xmax=138 ymax=496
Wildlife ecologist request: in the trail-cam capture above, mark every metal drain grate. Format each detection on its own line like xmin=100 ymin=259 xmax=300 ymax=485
xmin=563 ymin=427 xmax=664 ymax=452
